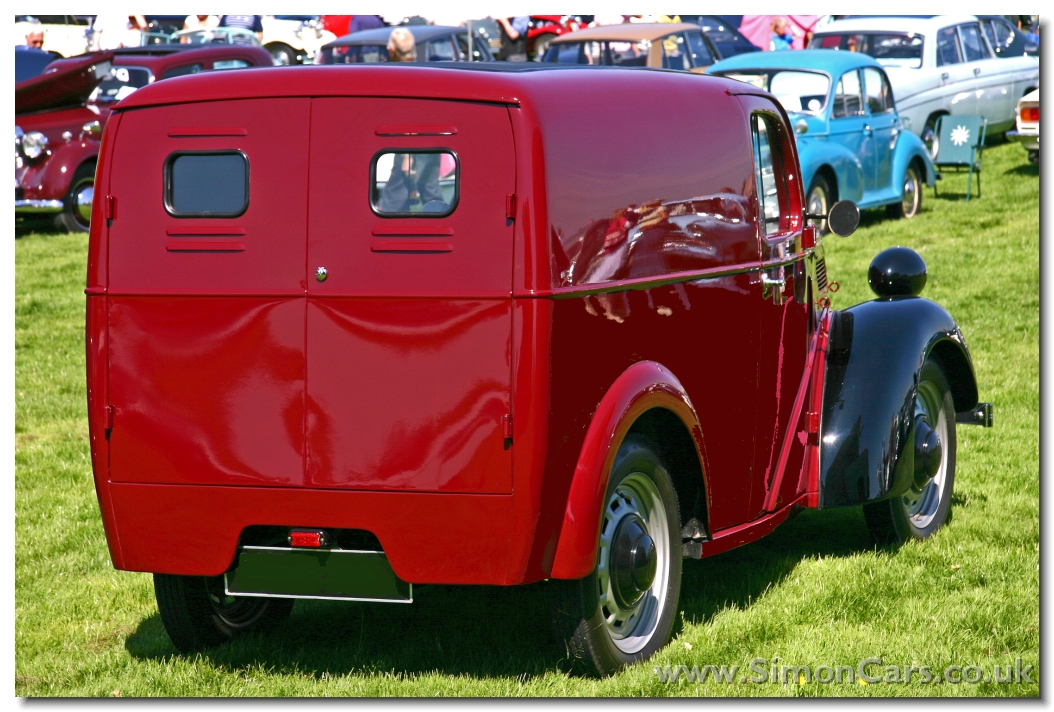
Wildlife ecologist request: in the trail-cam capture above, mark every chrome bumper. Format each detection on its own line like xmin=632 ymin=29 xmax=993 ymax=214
xmin=15 ymin=199 xmax=64 ymax=215
xmin=1006 ymin=130 xmax=1039 ymax=151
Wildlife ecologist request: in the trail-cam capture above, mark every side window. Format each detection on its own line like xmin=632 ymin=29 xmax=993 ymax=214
xmin=980 ymin=20 xmax=998 ymax=49
xmin=661 ymin=33 xmax=688 ymax=70
xmin=936 ymin=26 xmax=963 ymax=66
xmin=213 ymin=59 xmax=250 ymax=70
xmin=427 ymin=38 xmax=456 ymax=61
xmin=993 ymin=19 xmax=1014 ymax=47
xmin=165 ymin=151 xmax=248 ymax=217
xmin=862 ymin=67 xmax=893 ymax=114
xmin=371 ymin=150 xmax=458 ymax=217
xmin=684 ymin=31 xmax=715 ymax=67
xmin=751 ymin=114 xmax=788 ymax=237
xmin=161 ymin=63 xmax=202 ymax=79
xmin=958 ymin=23 xmax=990 ymax=61
xmin=832 ymin=69 xmax=863 ymax=118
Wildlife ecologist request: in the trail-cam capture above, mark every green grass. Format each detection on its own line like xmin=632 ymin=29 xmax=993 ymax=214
xmin=15 ymin=141 xmax=1038 ymax=696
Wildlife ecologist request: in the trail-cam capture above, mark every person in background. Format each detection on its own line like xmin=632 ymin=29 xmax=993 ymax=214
xmin=387 ymin=27 xmax=416 ymax=61
xmin=25 ymin=27 xmax=45 ymax=49
xmin=218 ymin=14 xmax=264 ymax=44
xmin=495 ymin=16 xmax=528 ymax=61
xmin=348 ymin=15 xmax=384 ymax=33
xmin=91 ymin=14 xmax=147 ymax=50
xmin=183 ymin=14 xmax=219 ymax=31
xmin=769 ymin=17 xmax=796 ymax=51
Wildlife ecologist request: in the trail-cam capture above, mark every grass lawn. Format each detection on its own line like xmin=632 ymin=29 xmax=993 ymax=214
xmin=15 ymin=141 xmax=1038 ymax=697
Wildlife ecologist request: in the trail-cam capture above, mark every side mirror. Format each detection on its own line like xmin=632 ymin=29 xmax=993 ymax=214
xmin=827 ymin=200 xmax=860 ymax=237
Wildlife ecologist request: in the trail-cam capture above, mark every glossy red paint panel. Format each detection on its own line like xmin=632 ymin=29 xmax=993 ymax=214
xmin=108 ymin=297 xmax=305 ymax=486
xmin=306 ymin=97 xmax=515 ymax=297
xmin=108 ymin=482 xmax=513 ymax=584
xmin=305 ymin=299 xmax=512 ymax=493
xmin=106 ymin=98 xmax=309 ymax=295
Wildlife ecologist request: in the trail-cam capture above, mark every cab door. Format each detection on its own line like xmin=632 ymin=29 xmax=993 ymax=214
xmin=304 ymin=98 xmax=516 ymax=493
xmin=863 ymin=67 xmax=898 ymax=194
xmin=107 ymin=98 xmax=310 ymax=487
xmin=829 ymin=69 xmax=879 ymax=196
xmin=738 ymin=97 xmax=811 ymax=519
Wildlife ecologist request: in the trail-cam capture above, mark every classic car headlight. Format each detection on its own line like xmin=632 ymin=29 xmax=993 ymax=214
xmin=21 ymin=131 xmax=49 ymax=160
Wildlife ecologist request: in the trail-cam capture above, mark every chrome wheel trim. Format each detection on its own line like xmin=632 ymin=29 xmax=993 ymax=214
xmin=901 ymin=168 xmax=919 ymax=217
xmin=596 ymin=471 xmax=671 ymax=655
xmin=807 ymin=183 xmax=828 ymax=233
xmin=76 ymin=184 xmax=94 ymax=225
xmin=271 ymin=47 xmax=293 ymax=65
xmin=903 ymin=379 xmax=947 ymax=529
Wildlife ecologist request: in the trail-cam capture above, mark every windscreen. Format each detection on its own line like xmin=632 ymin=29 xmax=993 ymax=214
xmin=719 ymin=70 xmax=830 ymax=114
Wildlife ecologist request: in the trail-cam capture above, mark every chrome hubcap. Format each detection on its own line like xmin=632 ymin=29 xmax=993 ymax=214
xmin=808 ymin=185 xmax=828 ymax=233
xmin=902 ymin=171 xmax=918 ymax=216
xmin=597 ymin=472 xmax=670 ymax=654
xmin=903 ymin=380 xmax=947 ymax=528
xmin=75 ymin=184 xmax=94 ymax=225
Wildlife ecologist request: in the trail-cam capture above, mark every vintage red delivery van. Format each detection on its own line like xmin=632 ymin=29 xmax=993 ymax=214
xmin=86 ymin=63 xmax=992 ymax=676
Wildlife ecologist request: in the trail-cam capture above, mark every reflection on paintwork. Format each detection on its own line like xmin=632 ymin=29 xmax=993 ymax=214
xmin=306 ymin=299 xmax=512 ymax=493
xmin=109 ymin=298 xmax=305 ymax=486
xmin=556 ymin=192 xmax=756 ymax=287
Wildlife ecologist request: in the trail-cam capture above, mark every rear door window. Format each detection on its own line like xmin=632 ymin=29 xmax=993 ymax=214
xmin=371 ymin=150 xmax=458 ymax=216
xmin=936 ymin=26 xmax=963 ymax=66
xmin=958 ymin=23 xmax=991 ymax=61
xmin=166 ymin=151 xmax=249 ymax=217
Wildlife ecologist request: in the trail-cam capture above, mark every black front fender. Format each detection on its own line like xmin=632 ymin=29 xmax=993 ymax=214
xmin=820 ymin=296 xmax=979 ymax=507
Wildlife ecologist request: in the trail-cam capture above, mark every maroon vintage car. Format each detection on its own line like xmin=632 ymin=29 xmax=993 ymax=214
xmin=85 ymin=63 xmax=991 ymax=676
xmin=15 ymin=44 xmax=272 ymax=232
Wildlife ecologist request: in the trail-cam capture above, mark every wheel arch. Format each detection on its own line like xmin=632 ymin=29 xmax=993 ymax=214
xmin=548 ymin=361 xmax=707 ymax=580
xmin=799 ymin=142 xmax=862 ymax=203
xmin=893 ymin=130 xmax=937 ymax=187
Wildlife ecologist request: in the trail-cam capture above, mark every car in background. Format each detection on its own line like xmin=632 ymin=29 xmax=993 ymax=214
xmin=809 ymin=16 xmax=1039 ymax=148
xmin=316 ymin=25 xmax=493 ymax=64
xmin=708 ymin=49 xmax=936 ymax=229
xmin=977 ymin=15 xmax=1039 ymax=57
xmin=15 ymin=46 xmax=60 ymax=83
xmin=15 ymin=44 xmax=272 ymax=232
xmin=15 ymin=15 xmax=93 ymax=57
xmin=542 ymin=23 xmax=721 ymax=71
xmin=261 ymin=15 xmax=337 ymax=65
xmin=679 ymin=15 xmax=761 ymax=58
xmin=525 ymin=16 xmax=590 ymax=60
xmin=1006 ymin=89 xmax=1039 ymax=162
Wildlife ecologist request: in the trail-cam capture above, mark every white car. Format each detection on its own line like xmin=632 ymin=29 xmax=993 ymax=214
xmin=1007 ymin=88 xmax=1039 ymax=162
xmin=811 ymin=15 xmax=1039 ymax=147
xmin=261 ymin=15 xmax=336 ymax=65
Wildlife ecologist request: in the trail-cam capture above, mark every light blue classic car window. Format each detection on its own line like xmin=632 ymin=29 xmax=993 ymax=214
xmin=769 ymin=71 xmax=830 ymax=114
xmin=936 ymin=26 xmax=963 ymax=66
xmin=958 ymin=24 xmax=990 ymax=62
xmin=862 ymin=68 xmax=893 ymax=114
xmin=832 ymin=70 xmax=864 ymax=118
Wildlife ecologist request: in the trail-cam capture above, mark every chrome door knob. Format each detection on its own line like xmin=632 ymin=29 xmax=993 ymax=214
xmin=316 ymin=266 xmax=328 ymax=282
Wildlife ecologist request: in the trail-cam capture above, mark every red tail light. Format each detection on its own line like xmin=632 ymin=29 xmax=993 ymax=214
xmin=288 ymin=529 xmax=329 ymax=548
xmin=1020 ymin=106 xmax=1039 ymax=123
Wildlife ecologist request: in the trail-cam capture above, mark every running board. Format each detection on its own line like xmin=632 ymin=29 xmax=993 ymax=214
xmin=224 ymin=546 xmax=412 ymax=603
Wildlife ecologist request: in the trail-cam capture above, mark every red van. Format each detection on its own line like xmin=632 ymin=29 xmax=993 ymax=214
xmin=86 ymin=64 xmax=991 ymax=676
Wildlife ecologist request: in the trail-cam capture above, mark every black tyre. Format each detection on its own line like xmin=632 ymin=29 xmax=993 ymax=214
xmin=887 ymin=162 xmax=923 ymax=219
xmin=55 ymin=162 xmax=95 ymax=233
xmin=154 ymin=574 xmax=294 ymax=653
xmin=806 ymin=174 xmax=832 ymax=235
xmin=864 ymin=359 xmax=956 ymax=545
xmin=552 ymin=436 xmax=682 ymax=677
xmin=267 ymin=42 xmax=299 ymax=66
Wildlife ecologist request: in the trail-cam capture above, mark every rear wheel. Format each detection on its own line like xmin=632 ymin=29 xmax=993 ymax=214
xmin=55 ymin=162 xmax=95 ymax=233
xmin=552 ymin=436 xmax=681 ymax=677
xmin=887 ymin=163 xmax=922 ymax=219
xmin=923 ymin=112 xmax=946 ymax=156
xmin=806 ymin=174 xmax=832 ymax=235
xmin=267 ymin=42 xmax=299 ymax=66
xmin=154 ymin=574 xmax=294 ymax=653
xmin=863 ymin=359 xmax=956 ymax=544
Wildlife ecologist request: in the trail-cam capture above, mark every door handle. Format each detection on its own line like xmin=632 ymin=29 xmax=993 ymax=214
xmin=974 ymin=67 xmax=982 ymax=75
xmin=941 ymin=71 xmax=949 ymax=80
xmin=863 ymin=124 xmax=873 ymax=135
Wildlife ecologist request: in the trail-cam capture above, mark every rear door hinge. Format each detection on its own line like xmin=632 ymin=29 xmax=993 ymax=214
xmin=105 ymin=405 xmax=114 ymax=438
xmin=501 ymin=413 xmax=513 ymax=440
xmin=505 ymin=193 xmax=516 ymax=220
xmin=104 ymin=195 xmax=116 ymax=222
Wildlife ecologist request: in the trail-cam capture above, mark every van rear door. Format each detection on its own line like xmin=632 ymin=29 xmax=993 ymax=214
xmin=106 ymin=99 xmax=310 ymax=487
xmin=305 ymin=98 xmax=515 ymax=493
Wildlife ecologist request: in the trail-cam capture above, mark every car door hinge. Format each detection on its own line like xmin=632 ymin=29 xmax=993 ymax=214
xmin=505 ymin=193 xmax=516 ymax=220
xmin=104 ymin=195 xmax=116 ymax=222
xmin=104 ymin=405 xmax=114 ymax=439
xmin=501 ymin=413 xmax=513 ymax=440
xmin=806 ymin=410 xmax=820 ymax=434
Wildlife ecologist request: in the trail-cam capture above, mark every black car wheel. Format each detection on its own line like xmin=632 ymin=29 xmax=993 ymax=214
xmin=864 ymin=358 xmax=956 ymax=544
xmin=154 ymin=573 xmax=294 ymax=653
xmin=55 ymin=162 xmax=95 ymax=233
xmin=268 ymin=42 xmax=299 ymax=66
xmin=552 ymin=436 xmax=682 ymax=677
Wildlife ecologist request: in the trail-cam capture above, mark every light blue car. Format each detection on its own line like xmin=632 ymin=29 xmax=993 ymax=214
xmin=708 ymin=49 xmax=936 ymax=230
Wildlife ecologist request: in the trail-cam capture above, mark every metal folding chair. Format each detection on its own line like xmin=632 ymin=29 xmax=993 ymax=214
xmin=932 ymin=115 xmax=987 ymax=202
